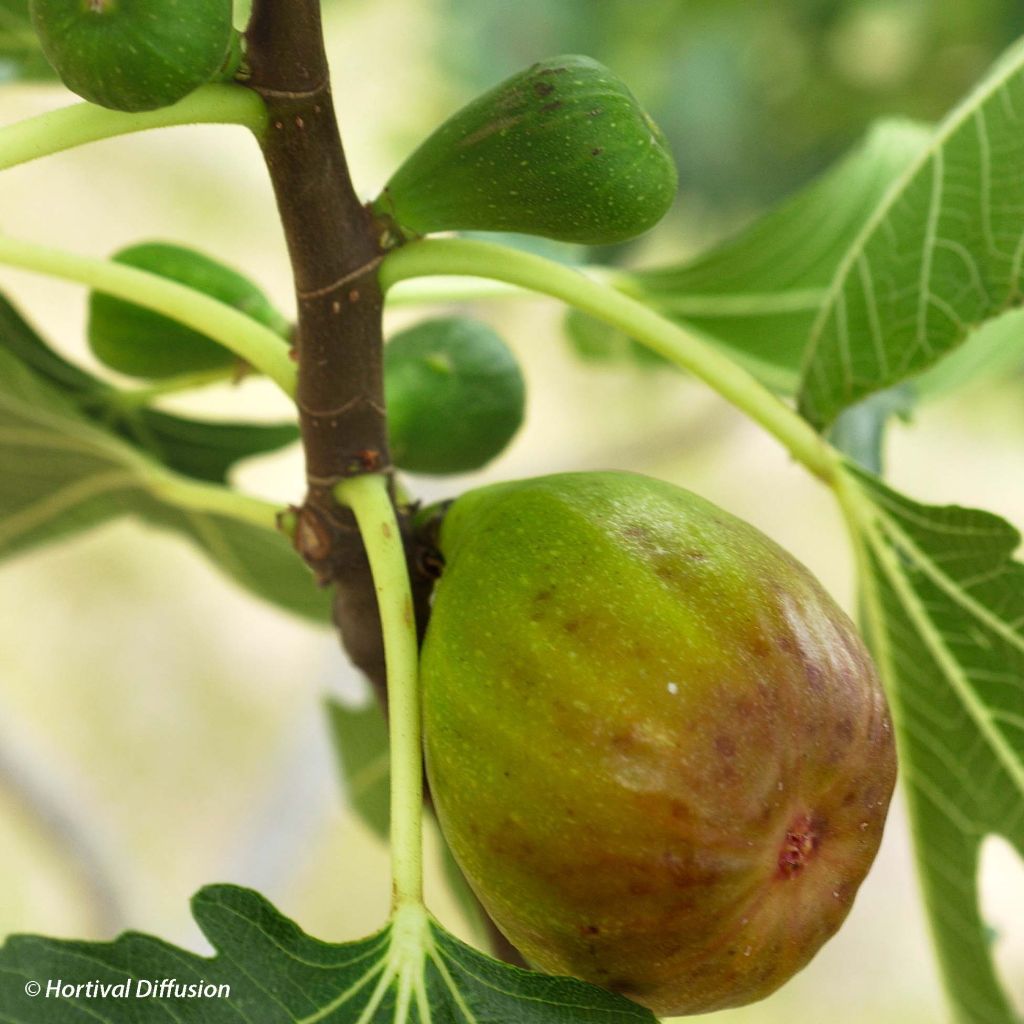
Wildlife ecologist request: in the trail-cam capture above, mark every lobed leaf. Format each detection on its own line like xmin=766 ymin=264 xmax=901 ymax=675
xmin=0 ymin=886 xmax=656 ymax=1023
xmin=625 ymin=119 xmax=930 ymax=392
xmin=845 ymin=465 xmax=1024 ymax=1024
xmin=799 ymin=36 xmax=1024 ymax=427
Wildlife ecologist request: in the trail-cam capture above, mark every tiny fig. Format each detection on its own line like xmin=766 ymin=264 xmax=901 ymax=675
xmin=421 ymin=472 xmax=897 ymax=1016
xmin=88 ymin=242 xmax=287 ymax=379
xmin=385 ymin=317 xmax=525 ymax=475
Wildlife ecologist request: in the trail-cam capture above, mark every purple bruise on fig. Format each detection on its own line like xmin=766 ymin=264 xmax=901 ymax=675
xmin=421 ymin=471 xmax=897 ymax=1016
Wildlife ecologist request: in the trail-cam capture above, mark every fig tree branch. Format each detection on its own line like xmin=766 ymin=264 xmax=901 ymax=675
xmin=244 ymin=0 xmax=397 ymax=691
xmin=242 ymin=2 xmax=520 ymax=966
xmin=245 ymin=1 xmax=387 ymax=493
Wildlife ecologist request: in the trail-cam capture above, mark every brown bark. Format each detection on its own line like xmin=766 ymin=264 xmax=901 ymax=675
xmin=244 ymin=0 xmax=525 ymax=970
xmin=246 ymin=0 xmax=388 ymax=677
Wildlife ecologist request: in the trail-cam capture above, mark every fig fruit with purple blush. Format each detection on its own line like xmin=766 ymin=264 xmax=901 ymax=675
xmin=421 ymin=471 xmax=897 ymax=1016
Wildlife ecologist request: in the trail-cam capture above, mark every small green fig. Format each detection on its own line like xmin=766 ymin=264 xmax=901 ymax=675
xmin=88 ymin=242 xmax=288 ymax=379
xmin=376 ymin=56 xmax=678 ymax=245
xmin=386 ymin=317 xmax=525 ymax=475
xmin=30 ymin=0 xmax=233 ymax=112
xmin=422 ymin=472 xmax=897 ymax=1017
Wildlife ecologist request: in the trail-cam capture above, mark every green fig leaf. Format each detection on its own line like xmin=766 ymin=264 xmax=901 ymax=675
xmin=88 ymin=241 xmax=289 ymax=380
xmin=127 ymin=409 xmax=299 ymax=485
xmin=0 ymin=291 xmax=299 ymax=485
xmin=385 ymin=317 xmax=525 ymax=475
xmin=845 ymin=464 xmax=1024 ymax=1024
xmin=377 ymin=55 xmax=677 ymax=246
xmin=798 ymin=36 xmax=1024 ymax=428
xmin=29 ymin=0 xmax=233 ymax=112
xmin=0 ymin=305 xmax=324 ymax=621
xmin=825 ymin=384 xmax=915 ymax=475
xmin=0 ymin=885 xmax=655 ymax=1023
xmin=624 ymin=118 xmax=930 ymax=393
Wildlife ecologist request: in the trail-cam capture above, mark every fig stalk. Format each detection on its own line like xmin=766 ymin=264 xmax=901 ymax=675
xmin=337 ymin=473 xmax=424 ymax=908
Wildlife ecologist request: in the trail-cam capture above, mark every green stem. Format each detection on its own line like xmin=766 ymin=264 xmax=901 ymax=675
xmin=380 ymin=238 xmax=840 ymax=484
xmin=144 ymin=468 xmax=282 ymax=530
xmin=0 ymin=84 xmax=267 ymax=172
xmin=0 ymin=234 xmax=297 ymax=397
xmin=383 ymin=265 xmax=621 ymax=308
xmin=335 ymin=473 xmax=423 ymax=909
xmin=101 ymin=367 xmax=239 ymax=409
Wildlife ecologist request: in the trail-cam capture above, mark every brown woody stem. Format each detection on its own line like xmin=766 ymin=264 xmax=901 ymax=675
xmin=245 ymin=0 xmax=389 ymax=675
xmin=243 ymin=0 xmax=524 ymax=968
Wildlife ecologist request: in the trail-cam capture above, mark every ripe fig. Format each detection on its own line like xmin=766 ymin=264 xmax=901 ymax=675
xmin=375 ymin=56 xmax=677 ymax=245
xmin=386 ymin=317 xmax=525 ymax=475
xmin=30 ymin=0 xmax=234 ymax=112
xmin=421 ymin=472 xmax=897 ymax=1016
xmin=88 ymin=242 xmax=288 ymax=379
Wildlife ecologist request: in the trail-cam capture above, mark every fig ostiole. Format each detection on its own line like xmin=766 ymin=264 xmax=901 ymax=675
xmin=376 ymin=56 xmax=678 ymax=246
xmin=30 ymin=0 xmax=234 ymax=112
xmin=421 ymin=471 xmax=897 ymax=1017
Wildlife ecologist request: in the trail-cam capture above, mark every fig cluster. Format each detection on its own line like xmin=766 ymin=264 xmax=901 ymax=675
xmin=421 ymin=472 xmax=897 ymax=1016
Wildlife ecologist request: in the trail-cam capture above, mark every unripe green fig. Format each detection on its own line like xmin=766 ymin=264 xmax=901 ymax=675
xmin=386 ymin=317 xmax=525 ymax=475
xmin=88 ymin=242 xmax=288 ymax=379
xmin=376 ymin=56 xmax=678 ymax=245
xmin=422 ymin=472 xmax=897 ymax=1016
xmin=30 ymin=0 xmax=233 ymax=112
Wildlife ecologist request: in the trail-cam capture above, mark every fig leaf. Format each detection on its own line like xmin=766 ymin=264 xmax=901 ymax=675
xmin=624 ymin=118 xmax=930 ymax=393
xmin=798 ymin=36 xmax=1024 ymax=428
xmin=0 ymin=291 xmax=298 ymax=485
xmin=0 ymin=886 xmax=656 ymax=1023
xmin=847 ymin=463 xmax=1024 ymax=1024
xmin=0 ymin=293 xmax=321 ymax=621
xmin=377 ymin=55 xmax=677 ymax=245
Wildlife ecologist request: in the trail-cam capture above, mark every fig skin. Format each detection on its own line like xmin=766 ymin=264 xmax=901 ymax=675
xmin=421 ymin=472 xmax=897 ymax=1016
xmin=377 ymin=56 xmax=677 ymax=245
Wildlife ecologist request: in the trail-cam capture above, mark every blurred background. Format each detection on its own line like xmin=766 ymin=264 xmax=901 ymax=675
xmin=1 ymin=0 xmax=1023 ymax=1021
